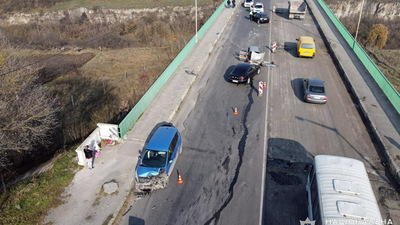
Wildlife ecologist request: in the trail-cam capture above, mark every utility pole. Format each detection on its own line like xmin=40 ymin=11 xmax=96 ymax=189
xmin=195 ymin=0 xmax=198 ymax=43
xmin=354 ymin=0 xmax=364 ymax=43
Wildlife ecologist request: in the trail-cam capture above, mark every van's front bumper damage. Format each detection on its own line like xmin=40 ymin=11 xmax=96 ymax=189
xmin=135 ymin=173 xmax=168 ymax=192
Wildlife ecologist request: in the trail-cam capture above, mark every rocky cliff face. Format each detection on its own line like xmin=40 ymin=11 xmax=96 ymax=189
xmin=0 ymin=5 xmax=208 ymax=25
xmin=328 ymin=1 xmax=400 ymax=20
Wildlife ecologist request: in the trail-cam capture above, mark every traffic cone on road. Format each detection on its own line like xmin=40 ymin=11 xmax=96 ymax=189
xmin=234 ymin=107 xmax=238 ymax=115
xmin=263 ymin=82 xmax=266 ymax=88
xmin=177 ymin=173 xmax=184 ymax=184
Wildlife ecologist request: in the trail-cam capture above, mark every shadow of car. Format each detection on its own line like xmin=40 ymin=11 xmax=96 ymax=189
xmin=291 ymin=78 xmax=305 ymax=101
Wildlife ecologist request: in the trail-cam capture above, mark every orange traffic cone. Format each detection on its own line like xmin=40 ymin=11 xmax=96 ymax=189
xmin=177 ymin=174 xmax=184 ymax=184
xmin=263 ymin=82 xmax=266 ymax=88
xmin=234 ymin=107 xmax=238 ymax=115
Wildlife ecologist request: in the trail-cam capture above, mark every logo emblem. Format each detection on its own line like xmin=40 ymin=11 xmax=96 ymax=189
xmin=300 ymin=217 xmax=315 ymax=225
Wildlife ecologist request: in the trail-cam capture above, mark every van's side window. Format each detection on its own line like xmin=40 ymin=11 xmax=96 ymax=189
xmin=168 ymin=133 xmax=179 ymax=161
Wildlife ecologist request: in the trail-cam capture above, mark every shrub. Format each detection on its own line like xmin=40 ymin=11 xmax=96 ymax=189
xmin=367 ymin=24 xmax=389 ymax=49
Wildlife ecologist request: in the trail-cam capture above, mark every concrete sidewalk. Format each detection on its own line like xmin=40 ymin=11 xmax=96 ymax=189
xmin=43 ymin=4 xmax=238 ymax=225
xmin=306 ymin=0 xmax=400 ymax=183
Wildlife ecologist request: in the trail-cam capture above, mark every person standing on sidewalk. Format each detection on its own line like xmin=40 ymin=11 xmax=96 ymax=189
xmin=83 ymin=145 xmax=94 ymax=169
xmin=227 ymin=0 xmax=231 ymax=8
xmin=232 ymin=0 xmax=236 ymax=8
xmin=91 ymin=143 xmax=101 ymax=169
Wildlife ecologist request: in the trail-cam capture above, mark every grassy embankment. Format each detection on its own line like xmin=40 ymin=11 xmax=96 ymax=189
xmin=0 ymin=150 xmax=80 ymax=225
xmin=367 ymin=49 xmax=400 ymax=93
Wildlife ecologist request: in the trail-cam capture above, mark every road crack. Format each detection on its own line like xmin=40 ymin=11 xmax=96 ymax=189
xmin=204 ymin=86 xmax=255 ymax=225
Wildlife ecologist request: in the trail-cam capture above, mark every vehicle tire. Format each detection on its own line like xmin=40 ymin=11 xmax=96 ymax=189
xmin=257 ymin=68 xmax=261 ymax=74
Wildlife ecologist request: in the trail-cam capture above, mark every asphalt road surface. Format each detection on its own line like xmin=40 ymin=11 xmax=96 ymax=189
xmin=123 ymin=1 xmax=400 ymax=225
xmin=263 ymin=1 xmax=400 ymax=224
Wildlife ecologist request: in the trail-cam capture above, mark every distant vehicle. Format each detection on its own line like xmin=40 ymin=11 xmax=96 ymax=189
xmin=250 ymin=2 xmax=264 ymax=13
xmin=303 ymin=78 xmax=327 ymax=103
xmin=288 ymin=0 xmax=306 ymax=19
xmin=297 ymin=36 xmax=315 ymax=58
xmin=228 ymin=63 xmax=261 ymax=84
xmin=135 ymin=123 xmax=182 ymax=192
xmin=250 ymin=12 xmax=270 ymax=24
xmin=244 ymin=0 xmax=254 ymax=8
xmin=306 ymin=155 xmax=383 ymax=225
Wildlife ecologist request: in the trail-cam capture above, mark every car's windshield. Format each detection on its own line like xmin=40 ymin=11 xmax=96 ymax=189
xmin=141 ymin=150 xmax=166 ymax=167
xmin=246 ymin=0 xmax=252 ymax=2
xmin=310 ymin=85 xmax=325 ymax=93
xmin=301 ymin=43 xmax=315 ymax=49
xmin=255 ymin=5 xmax=263 ymax=8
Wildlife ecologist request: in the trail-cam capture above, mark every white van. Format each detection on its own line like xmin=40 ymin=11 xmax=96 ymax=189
xmin=306 ymin=155 xmax=383 ymax=225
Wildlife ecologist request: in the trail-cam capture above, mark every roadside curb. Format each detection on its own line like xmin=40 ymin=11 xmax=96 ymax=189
xmin=306 ymin=0 xmax=400 ymax=184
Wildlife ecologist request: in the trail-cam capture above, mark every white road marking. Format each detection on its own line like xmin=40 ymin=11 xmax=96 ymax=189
xmin=259 ymin=7 xmax=273 ymax=225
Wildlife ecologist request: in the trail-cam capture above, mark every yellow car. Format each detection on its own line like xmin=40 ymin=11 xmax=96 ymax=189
xmin=297 ymin=36 xmax=315 ymax=58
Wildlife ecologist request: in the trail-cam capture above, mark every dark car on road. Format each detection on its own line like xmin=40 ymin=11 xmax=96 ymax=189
xmin=228 ymin=63 xmax=261 ymax=84
xmin=303 ymin=78 xmax=327 ymax=103
xmin=250 ymin=12 xmax=270 ymax=24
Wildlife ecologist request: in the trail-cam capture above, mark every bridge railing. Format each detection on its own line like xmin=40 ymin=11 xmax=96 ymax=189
xmin=118 ymin=3 xmax=225 ymax=138
xmin=315 ymin=0 xmax=400 ymax=114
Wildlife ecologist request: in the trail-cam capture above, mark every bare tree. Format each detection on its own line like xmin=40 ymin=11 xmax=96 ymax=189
xmin=0 ymin=51 xmax=59 ymax=178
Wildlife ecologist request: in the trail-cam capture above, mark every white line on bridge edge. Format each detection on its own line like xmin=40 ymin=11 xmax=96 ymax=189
xmin=259 ymin=6 xmax=273 ymax=225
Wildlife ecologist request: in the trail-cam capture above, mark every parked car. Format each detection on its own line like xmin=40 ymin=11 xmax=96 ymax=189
xmin=297 ymin=36 xmax=315 ymax=58
xmin=135 ymin=123 xmax=182 ymax=192
xmin=228 ymin=63 xmax=261 ymax=84
xmin=303 ymin=78 xmax=327 ymax=103
xmin=250 ymin=12 xmax=270 ymax=24
xmin=250 ymin=2 xmax=264 ymax=13
xmin=244 ymin=0 xmax=254 ymax=8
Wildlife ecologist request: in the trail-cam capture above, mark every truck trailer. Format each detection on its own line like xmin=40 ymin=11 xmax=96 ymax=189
xmin=288 ymin=0 xmax=306 ymax=20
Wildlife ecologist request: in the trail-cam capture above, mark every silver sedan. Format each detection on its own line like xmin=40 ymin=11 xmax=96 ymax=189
xmin=303 ymin=78 xmax=327 ymax=103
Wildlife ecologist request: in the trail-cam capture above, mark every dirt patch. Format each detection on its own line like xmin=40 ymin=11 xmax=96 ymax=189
xmin=367 ymin=49 xmax=400 ymax=93
xmin=38 ymin=53 xmax=95 ymax=83
xmin=379 ymin=186 xmax=400 ymax=201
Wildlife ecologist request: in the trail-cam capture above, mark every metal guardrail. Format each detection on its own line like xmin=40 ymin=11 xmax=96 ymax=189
xmin=118 ymin=3 xmax=225 ymax=138
xmin=315 ymin=0 xmax=400 ymax=114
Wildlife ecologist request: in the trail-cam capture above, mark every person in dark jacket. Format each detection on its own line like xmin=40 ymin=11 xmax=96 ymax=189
xmin=83 ymin=145 xmax=94 ymax=169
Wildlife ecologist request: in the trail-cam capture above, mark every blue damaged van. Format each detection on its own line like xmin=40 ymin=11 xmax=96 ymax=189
xmin=135 ymin=123 xmax=182 ymax=192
